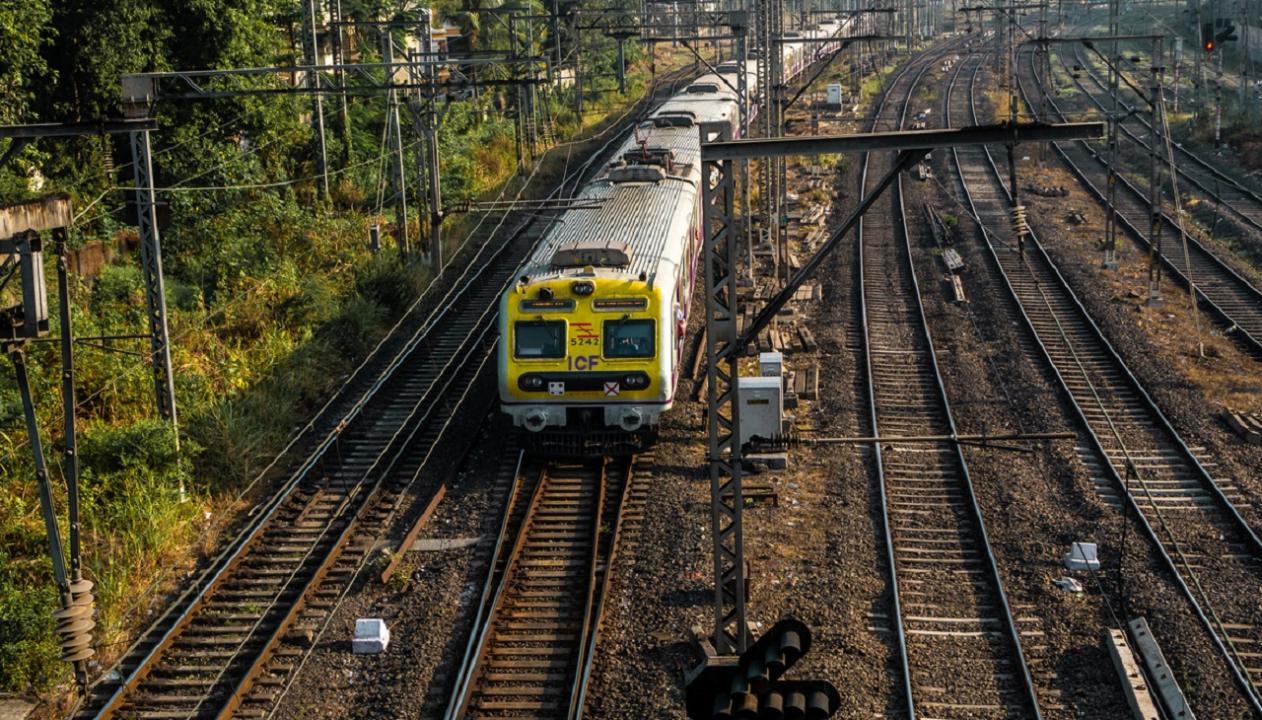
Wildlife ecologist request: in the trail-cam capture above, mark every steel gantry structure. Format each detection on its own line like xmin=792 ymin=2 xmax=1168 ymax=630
xmin=0 ymin=120 xmax=177 ymax=438
xmin=1 ymin=195 xmax=103 ymax=689
xmin=698 ymin=120 xmax=1103 ymax=655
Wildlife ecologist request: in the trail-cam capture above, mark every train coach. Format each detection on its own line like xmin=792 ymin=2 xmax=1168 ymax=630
xmin=497 ymin=107 xmax=719 ymax=456
xmin=498 ymin=17 xmax=849 ymax=456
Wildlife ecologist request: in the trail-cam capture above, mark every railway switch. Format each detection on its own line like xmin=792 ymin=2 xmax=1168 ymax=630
xmin=686 ymin=617 xmax=840 ymax=720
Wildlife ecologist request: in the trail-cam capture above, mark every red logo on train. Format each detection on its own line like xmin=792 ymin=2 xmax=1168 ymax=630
xmin=572 ymin=322 xmax=599 ymax=340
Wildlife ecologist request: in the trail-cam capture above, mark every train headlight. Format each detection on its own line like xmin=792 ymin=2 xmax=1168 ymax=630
xmin=571 ymin=280 xmax=595 ymax=297
xmin=622 ymin=373 xmax=650 ymax=390
xmin=619 ymin=408 xmax=644 ymax=432
xmin=519 ymin=374 xmax=546 ymax=391
xmin=524 ymin=409 xmax=548 ymax=432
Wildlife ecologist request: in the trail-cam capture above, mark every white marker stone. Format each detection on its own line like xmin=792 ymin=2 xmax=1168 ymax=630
xmin=353 ymin=618 xmax=391 ymax=654
xmin=1063 ymin=542 xmax=1101 ymax=571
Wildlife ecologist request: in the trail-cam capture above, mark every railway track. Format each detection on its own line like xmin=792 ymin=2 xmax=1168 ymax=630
xmin=443 ymin=456 xmax=637 ymax=719
xmin=75 ymin=68 xmax=696 ymax=720
xmin=947 ymin=47 xmax=1262 ymax=716
xmin=1018 ymin=42 xmax=1262 ymax=354
xmin=859 ymin=43 xmax=1042 ymax=719
xmin=1058 ymin=41 xmax=1262 ymax=238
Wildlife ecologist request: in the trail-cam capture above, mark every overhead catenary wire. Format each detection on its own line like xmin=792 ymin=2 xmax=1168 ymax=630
xmin=1013 ymin=44 xmax=1262 ymax=704
xmin=70 ymin=109 xmax=256 ymax=226
xmin=4 ymin=135 xmax=420 ymax=446
xmin=70 ymin=119 xmax=298 ymax=228
xmin=8 ymin=63 xmax=691 ymax=647
xmin=152 ymin=79 xmax=673 ymax=712
xmin=5 ymin=44 xmax=603 ymax=697
xmin=261 ymin=67 xmax=695 ymax=718
xmin=114 ymin=138 xmax=424 ymax=194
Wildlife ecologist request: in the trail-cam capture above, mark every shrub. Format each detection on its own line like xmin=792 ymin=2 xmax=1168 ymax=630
xmin=0 ymin=558 xmax=61 ymax=693
xmin=320 ymin=296 xmax=387 ymax=359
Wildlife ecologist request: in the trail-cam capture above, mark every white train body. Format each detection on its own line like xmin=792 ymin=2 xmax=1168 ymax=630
xmin=497 ymin=17 xmax=850 ymax=455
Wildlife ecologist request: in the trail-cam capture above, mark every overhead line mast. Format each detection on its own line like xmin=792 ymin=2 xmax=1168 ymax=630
xmin=699 ymin=120 xmax=1104 ymax=656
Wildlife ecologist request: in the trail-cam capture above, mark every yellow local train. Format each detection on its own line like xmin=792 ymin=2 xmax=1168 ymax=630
xmin=498 ymin=20 xmax=847 ymax=456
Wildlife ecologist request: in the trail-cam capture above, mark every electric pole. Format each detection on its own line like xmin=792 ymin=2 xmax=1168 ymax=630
xmin=382 ymin=25 xmax=410 ymax=258
xmin=1147 ymin=38 xmax=1165 ymax=304
xmin=421 ymin=9 xmax=444 ymax=270
xmin=304 ymin=0 xmax=331 ymax=200
xmin=328 ymin=0 xmax=353 ymax=166
xmin=1103 ymin=0 xmax=1122 ymax=268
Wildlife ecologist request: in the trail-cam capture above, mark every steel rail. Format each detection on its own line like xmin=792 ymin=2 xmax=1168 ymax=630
xmin=947 ymin=46 xmax=1262 ymax=716
xmin=1052 ymin=39 xmax=1262 ymax=271
xmin=441 ymin=453 xmax=539 ymax=720
xmin=565 ymin=461 xmax=609 ymax=720
xmin=199 ymin=210 xmax=526 ymax=716
xmin=570 ymin=454 xmax=641 ymax=718
xmin=103 ymin=229 xmax=513 ymax=719
xmin=1010 ymin=49 xmax=1262 ymax=552
xmin=86 ymin=178 xmax=550 ymax=718
xmin=891 ymin=80 xmax=1045 ymax=720
xmin=445 ymin=460 xmax=553 ymax=719
xmin=858 ymin=50 xmax=934 ymax=720
xmin=443 ymin=457 xmax=632 ymax=720
xmin=212 ymin=308 xmax=506 ymax=719
xmin=259 ymin=362 xmax=515 ymax=720
xmin=1023 ymin=45 xmax=1262 ymax=355
xmin=1062 ymin=41 xmax=1262 ymax=234
xmin=82 ymin=65 xmax=699 ymax=719
xmin=858 ymin=37 xmax=1041 ymax=719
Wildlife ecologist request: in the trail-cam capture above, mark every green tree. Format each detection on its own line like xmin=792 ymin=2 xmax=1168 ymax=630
xmin=0 ymin=0 xmax=54 ymax=123
xmin=41 ymin=0 xmax=170 ymax=122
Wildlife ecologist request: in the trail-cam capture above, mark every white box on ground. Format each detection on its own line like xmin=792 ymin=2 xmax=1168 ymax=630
xmin=353 ymin=618 xmax=391 ymax=654
xmin=1063 ymin=541 xmax=1101 ymax=571
xmin=738 ymin=376 xmax=783 ymax=446
xmin=759 ymin=351 xmax=783 ymax=378
xmin=826 ymin=83 xmax=843 ymax=107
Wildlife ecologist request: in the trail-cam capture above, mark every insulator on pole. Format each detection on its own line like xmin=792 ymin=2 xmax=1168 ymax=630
xmin=1011 ymin=204 xmax=1028 ymax=239
xmin=56 ymin=579 xmax=96 ymax=664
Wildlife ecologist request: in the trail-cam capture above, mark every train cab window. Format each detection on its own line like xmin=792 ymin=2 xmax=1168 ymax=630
xmin=514 ymin=320 xmax=566 ymax=358
xmin=604 ymin=319 xmax=655 ymax=358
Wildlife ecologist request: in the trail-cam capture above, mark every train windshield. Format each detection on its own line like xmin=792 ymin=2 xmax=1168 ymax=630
xmin=514 ymin=321 xmax=566 ymax=358
xmin=604 ymin=319 xmax=655 ymax=359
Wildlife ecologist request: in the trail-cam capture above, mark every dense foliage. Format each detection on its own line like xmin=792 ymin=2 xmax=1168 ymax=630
xmin=0 ymin=0 xmax=645 ymax=700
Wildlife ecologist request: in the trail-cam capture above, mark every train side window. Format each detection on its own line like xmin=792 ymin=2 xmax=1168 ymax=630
xmin=514 ymin=320 xmax=566 ymax=358
xmin=604 ymin=319 xmax=655 ymax=358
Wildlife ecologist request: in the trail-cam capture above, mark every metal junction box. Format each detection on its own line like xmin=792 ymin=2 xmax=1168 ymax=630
xmin=759 ymin=351 xmax=783 ymax=378
xmin=826 ymin=83 xmax=843 ymax=107
xmin=738 ymin=376 xmax=783 ymax=446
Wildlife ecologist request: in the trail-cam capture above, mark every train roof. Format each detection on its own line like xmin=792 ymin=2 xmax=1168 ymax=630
xmin=652 ymin=96 xmax=736 ymax=125
xmin=617 ymin=123 xmax=701 ymax=167
xmin=682 ymin=75 xmax=739 ymax=100
xmin=520 ymin=176 xmax=697 ymax=283
xmin=521 ymin=123 xmax=701 ymax=284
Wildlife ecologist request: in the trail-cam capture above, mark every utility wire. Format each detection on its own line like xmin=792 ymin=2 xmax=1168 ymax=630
xmin=117 ymin=139 xmax=422 ymax=193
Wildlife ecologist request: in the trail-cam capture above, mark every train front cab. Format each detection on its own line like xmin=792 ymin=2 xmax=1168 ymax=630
xmin=500 ymin=259 xmax=671 ymax=457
